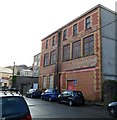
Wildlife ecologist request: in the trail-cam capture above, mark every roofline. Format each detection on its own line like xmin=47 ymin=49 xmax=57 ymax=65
xmin=34 ymin=53 xmax=41 ymax=57
xmin=41 ymin=4 xmax=116 ymax=41
xmin=0 ymin=71 xmax=12 ymax=74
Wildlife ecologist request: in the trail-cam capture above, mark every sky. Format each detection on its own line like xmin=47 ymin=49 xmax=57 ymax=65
xmin=0 ymin=0 xmax=116 ymax=67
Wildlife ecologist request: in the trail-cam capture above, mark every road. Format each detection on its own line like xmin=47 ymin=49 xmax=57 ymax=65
xmin=24 ymin=96 xmax=114 ymax=119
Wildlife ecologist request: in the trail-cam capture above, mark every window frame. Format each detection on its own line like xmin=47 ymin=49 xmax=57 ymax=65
xmin=83 ymin=34 xmax=94 ymax=56
xmin=85 ymin=16 xmax=91 ymax=30
xmin=50 ymin=50 xmax=56 ymax=65
xmin=44 ymin=53 xmax=49 ymax=66
xmin=52 ymin=36 xmax=56 ymax=46
xmin=46 ymin=40 xmax=49 ymax=49
xmin=63 ymin=29 xmax=67 ymax=40
xmin=49 ymin=75 xmax=54 ymax=89
xmin=43 ymin=76 xmax=46 ymax=89
xmin=72 ymin=40 xmax=81 ymax=59
xmin=63 ymin=44 xmax=70 ymax=61
xmin=73 ymin=23 xmax=78 ymax=36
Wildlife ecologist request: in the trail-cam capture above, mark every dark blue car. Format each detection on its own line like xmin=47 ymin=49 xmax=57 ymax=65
xmin=41 ymin=89 xmax=60 ymax=102
xmin=108 ymin=102 xmax=117 ymax=117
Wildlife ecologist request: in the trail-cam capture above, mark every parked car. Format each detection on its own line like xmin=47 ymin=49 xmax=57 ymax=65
xmin=41 ymin=89 xmax=60 ymax=102
xmin=58 ymin=90 xmax=85 ymax=106
xmin=108 ymin=102 xmax=117 ymax=117
xmin=26 ymin=89 xmax=42 ymax=98
xmin=0 ymin=90 xmax=32 ymax=120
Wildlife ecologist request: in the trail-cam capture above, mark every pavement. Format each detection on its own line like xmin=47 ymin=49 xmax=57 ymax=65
xmin=85 ymin=101 xmax=105 ymax=107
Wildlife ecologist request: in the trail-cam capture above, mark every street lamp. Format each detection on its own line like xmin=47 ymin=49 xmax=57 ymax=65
xmin=12 ymin=62 xmax=15 ymax=88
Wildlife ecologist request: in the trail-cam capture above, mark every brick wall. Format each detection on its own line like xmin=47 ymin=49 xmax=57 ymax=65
xmin=39 ymin=7 xmax=102 ymax=101
xmin=60 ymin=69 xmax=101 ymax=101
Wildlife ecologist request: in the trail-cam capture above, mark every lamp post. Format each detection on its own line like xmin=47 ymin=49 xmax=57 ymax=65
xmin=12 ymin=62 xmax=15 ymax=88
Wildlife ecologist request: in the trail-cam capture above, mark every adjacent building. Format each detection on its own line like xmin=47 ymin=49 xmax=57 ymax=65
xmin=6 ymin=64 xmax=29 ymax=76
xmin=0 ymin=67 xmax=12 ymax=88
xmin=32 ymin=53 xmax=41 ymax=77
xmin=39 ymin=4 xmax=117 ymax=101
xmin=20 ymin=69 xmax=33 ymax=77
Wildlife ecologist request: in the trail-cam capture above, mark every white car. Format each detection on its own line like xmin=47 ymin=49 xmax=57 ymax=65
xmin=0 ymin=90 xmax=32 ymax=120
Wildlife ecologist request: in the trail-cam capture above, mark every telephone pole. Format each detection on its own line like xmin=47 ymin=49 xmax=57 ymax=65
xmin=12 ymin=62 xmax=15 ymax=88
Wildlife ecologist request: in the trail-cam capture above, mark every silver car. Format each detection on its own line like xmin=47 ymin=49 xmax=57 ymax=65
xmin=0 ymin=90 xmax=32 ymax=120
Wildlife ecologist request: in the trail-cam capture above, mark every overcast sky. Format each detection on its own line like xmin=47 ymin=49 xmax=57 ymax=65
xmin=0 ymin=0 xmax=116 ymax=67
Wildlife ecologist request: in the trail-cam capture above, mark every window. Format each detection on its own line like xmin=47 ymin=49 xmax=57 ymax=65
xmin=34 ymin=61 xmax=37 ymax=66
xmin=44 ymin=53 xmax=49 ymax=66
xmin=86 ymin=16 xmax=91 ymax=30
xmin=73 ymin=23 xmax=78 ymax=36
xmin=63 ymin=91 xmax=68 ymax=95
xmin=46 ymin=40 xmax=48 ymax=49
xmin=72 ymin=40 xmax=81 ymax=59
xmin=52 ymin=36 xmax=56 ymax=46
xmin=50 ymin=50 xmax=56 ymax=64
xmin=4 ymin=83 xmax=7 ymax=86
xmin=83 ymin=35 xmax=94 ymax=56
xmin=49 ymin=75 xmax=54 ymax=89
xmin=63 ymin=29 xmax=67 ymax=40
xmin=63 ymin=44 xmax=70 ymax=61
xmin=43 ymin=76 xmax=46 ymax=89
xmin=2 ymin=97 xmax=30 ymax=118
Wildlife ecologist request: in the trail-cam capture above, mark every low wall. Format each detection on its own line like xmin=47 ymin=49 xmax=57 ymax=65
xmin=12 ymin=76 xmax=39 ymax=95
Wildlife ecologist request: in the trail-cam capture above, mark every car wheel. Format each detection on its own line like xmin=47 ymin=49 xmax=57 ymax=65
xmin=49 ymin=97 xmax=52 ymax=102
xmin=41 ymin=96 xmax=43 ymax=100
xmin=79 ymin=100 xmax=85 ymax=105
xmin=69 ymin=100 xmax=73 ymax=106
xmin=109 ymin=107 xmax=116 ymax=117
xmin=58 ymin=99 xmax=61 ymax=104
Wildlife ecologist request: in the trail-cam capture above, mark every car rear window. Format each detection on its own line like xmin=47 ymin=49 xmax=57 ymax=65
xmin=73 ymin=91 xmax=83 ymax=96
xmin=1 ymin=96 xmax=29 ymax=118
xmin=45 ymin=89 xmax=53 ymax=93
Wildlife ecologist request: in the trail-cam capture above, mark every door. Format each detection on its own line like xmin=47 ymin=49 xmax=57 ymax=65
xmin=67 ymin=80 xmax=77 ymax=90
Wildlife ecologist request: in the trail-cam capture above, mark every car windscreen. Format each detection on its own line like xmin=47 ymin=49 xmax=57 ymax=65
xmin=1 ymin=96 xmax=30 ymax=118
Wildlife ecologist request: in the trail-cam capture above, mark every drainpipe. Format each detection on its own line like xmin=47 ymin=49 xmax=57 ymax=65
xmin=56 ymin=30 xmax=61 ymax=91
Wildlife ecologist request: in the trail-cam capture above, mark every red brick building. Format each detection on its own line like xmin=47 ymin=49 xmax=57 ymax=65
xmin=39 ymin=5 xmax=117 ymax=101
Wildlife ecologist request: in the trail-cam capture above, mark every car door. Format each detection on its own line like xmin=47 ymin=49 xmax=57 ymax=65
xmin=46 ymin=89 xmax=53 ymax=100
xmin=65 ymin=91 xmax=72 ymax=102
xmin=62 ymin=91 xmax=69 ymax=103
xmin=43 ymin=89 xmax=50 ymax=100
